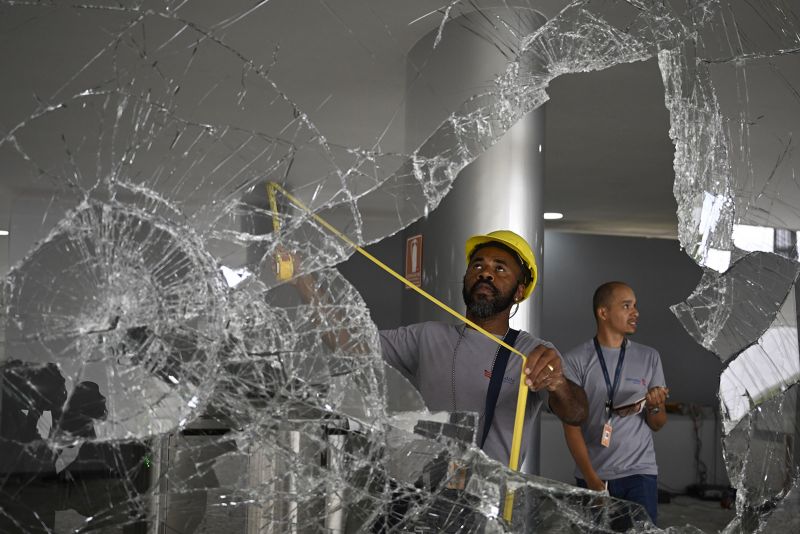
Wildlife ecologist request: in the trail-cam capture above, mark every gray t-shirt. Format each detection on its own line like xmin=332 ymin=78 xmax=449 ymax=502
xmin=562 ymin=338 xmax=666 ymax=480
xmin=380 ymin=322 xmax=552 ymax=465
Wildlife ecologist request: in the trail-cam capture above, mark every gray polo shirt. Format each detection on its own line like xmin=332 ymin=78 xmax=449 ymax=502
xmin=380 ymin=322 xmax=551 ymax=465
xmin=562 ymin=338 xmax=666 ymax=480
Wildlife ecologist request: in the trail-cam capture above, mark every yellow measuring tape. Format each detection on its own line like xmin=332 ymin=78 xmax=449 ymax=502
xmin=267 ymin=182 xmax=527 ymax=520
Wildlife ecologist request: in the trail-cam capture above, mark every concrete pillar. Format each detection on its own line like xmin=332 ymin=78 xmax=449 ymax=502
xmin=402 ymin=10 xmax=546 ymax=474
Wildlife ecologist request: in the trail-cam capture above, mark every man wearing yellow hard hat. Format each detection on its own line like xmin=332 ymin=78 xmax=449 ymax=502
xmin=380 ymin=230 xmax=588 ymax=465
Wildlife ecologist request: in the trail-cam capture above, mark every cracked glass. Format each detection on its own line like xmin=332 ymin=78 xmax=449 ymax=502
xmin=0 ymin=0 xmax=798 ymax=532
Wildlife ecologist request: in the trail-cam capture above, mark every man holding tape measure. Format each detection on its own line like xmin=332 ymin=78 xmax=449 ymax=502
xmin=288 ymin=227 xmax=587 ymax=466
xmin=379 ymin=230 xmax=587 ymax=465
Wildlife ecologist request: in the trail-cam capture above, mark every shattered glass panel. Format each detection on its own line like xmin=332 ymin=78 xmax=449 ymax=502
xmin=671 ymin=251 xmax=800 ymax=361
xmin=723 ymin=385 xmax=799 ymax=527
xmin=0 ymin=0 xmax=799 ymax=532
xmin=5 ymin=197 xmax=228 ymax=438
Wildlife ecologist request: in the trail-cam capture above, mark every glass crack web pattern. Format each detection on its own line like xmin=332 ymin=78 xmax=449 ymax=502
xmin=0 ymin=1 xmax=799 ymax=532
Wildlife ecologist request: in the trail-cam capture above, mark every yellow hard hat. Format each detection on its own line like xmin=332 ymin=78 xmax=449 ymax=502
xmin=465 ymin=230 xmax=538 ymax=301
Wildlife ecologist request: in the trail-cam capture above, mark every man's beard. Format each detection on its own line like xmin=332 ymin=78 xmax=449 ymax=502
xmin=462 ymin=279 xmax=516 ymax=319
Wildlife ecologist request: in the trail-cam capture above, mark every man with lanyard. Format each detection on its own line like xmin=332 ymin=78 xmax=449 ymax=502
xmin=561 ymin=281 xmax=668 ymax=525
xmin=380 ymin=230 xmax=587 ymax=465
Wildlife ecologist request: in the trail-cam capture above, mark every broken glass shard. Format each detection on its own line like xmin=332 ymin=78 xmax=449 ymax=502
xmin=671 ymin=251 xmax=800 ymax=361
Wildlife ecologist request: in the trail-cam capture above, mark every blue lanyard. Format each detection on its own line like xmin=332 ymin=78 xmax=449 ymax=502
xmin=593 ymin=337 xmax=626 ymax=418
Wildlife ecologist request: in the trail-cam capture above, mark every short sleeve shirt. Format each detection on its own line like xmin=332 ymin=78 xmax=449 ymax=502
xmin=380 ymin=322 xmax=552 ymax=465
xmin=562 ymin=338 xmax=666 ymax=480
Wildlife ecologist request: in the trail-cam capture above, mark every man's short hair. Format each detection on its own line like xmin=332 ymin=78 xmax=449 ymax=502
xmin=592 ymin=281 xmax=628 ymax=319
xmin=469 ymin=241 xmax=532 ymax=287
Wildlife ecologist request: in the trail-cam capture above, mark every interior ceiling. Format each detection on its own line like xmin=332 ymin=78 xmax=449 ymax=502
xmin=261 ymin=3 xmax=682 ymax=240
xmin=0 ymin=1 xmax=677 ymax=241
xmin=543 ymin=58 xmax=679 ymax=239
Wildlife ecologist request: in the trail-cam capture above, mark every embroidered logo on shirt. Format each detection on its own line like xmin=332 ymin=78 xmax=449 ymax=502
xmin=484 ymin=370 xmax=514 ymax=384
xmin=625 ymin=377 xmax=647 ymax=386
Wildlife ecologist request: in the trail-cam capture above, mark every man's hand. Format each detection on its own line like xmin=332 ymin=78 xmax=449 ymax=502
xmin=644 ymin=386 xmax=669 ymax=431
xmin=523 ymin=345 xmax=565 ymax=392
xmin=527 ymin=345 xmax=588 ymax=425
xmin=645 ymin=386 xmax=669 ymax=411
xmin=586 ymin=475 xmax=607 ymax=493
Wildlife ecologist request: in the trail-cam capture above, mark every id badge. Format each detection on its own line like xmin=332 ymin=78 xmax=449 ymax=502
xmin=446 ymin=461 xmax=467 ymax=490
xmin=601 ymin=422 xmax=613 ymax=447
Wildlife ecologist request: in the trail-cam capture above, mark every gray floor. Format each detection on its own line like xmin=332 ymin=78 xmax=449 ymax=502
xmin=53 ymin=493 xmax=738 ymax=533
xmin=659 ymin=495 xmax=736 ymax=533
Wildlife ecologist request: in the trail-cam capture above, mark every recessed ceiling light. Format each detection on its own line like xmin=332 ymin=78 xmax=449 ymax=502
xmin=543 ymin=212 xmax=563 ymax=220
xmin=0 ymin=230 xmax=9 ymax=236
